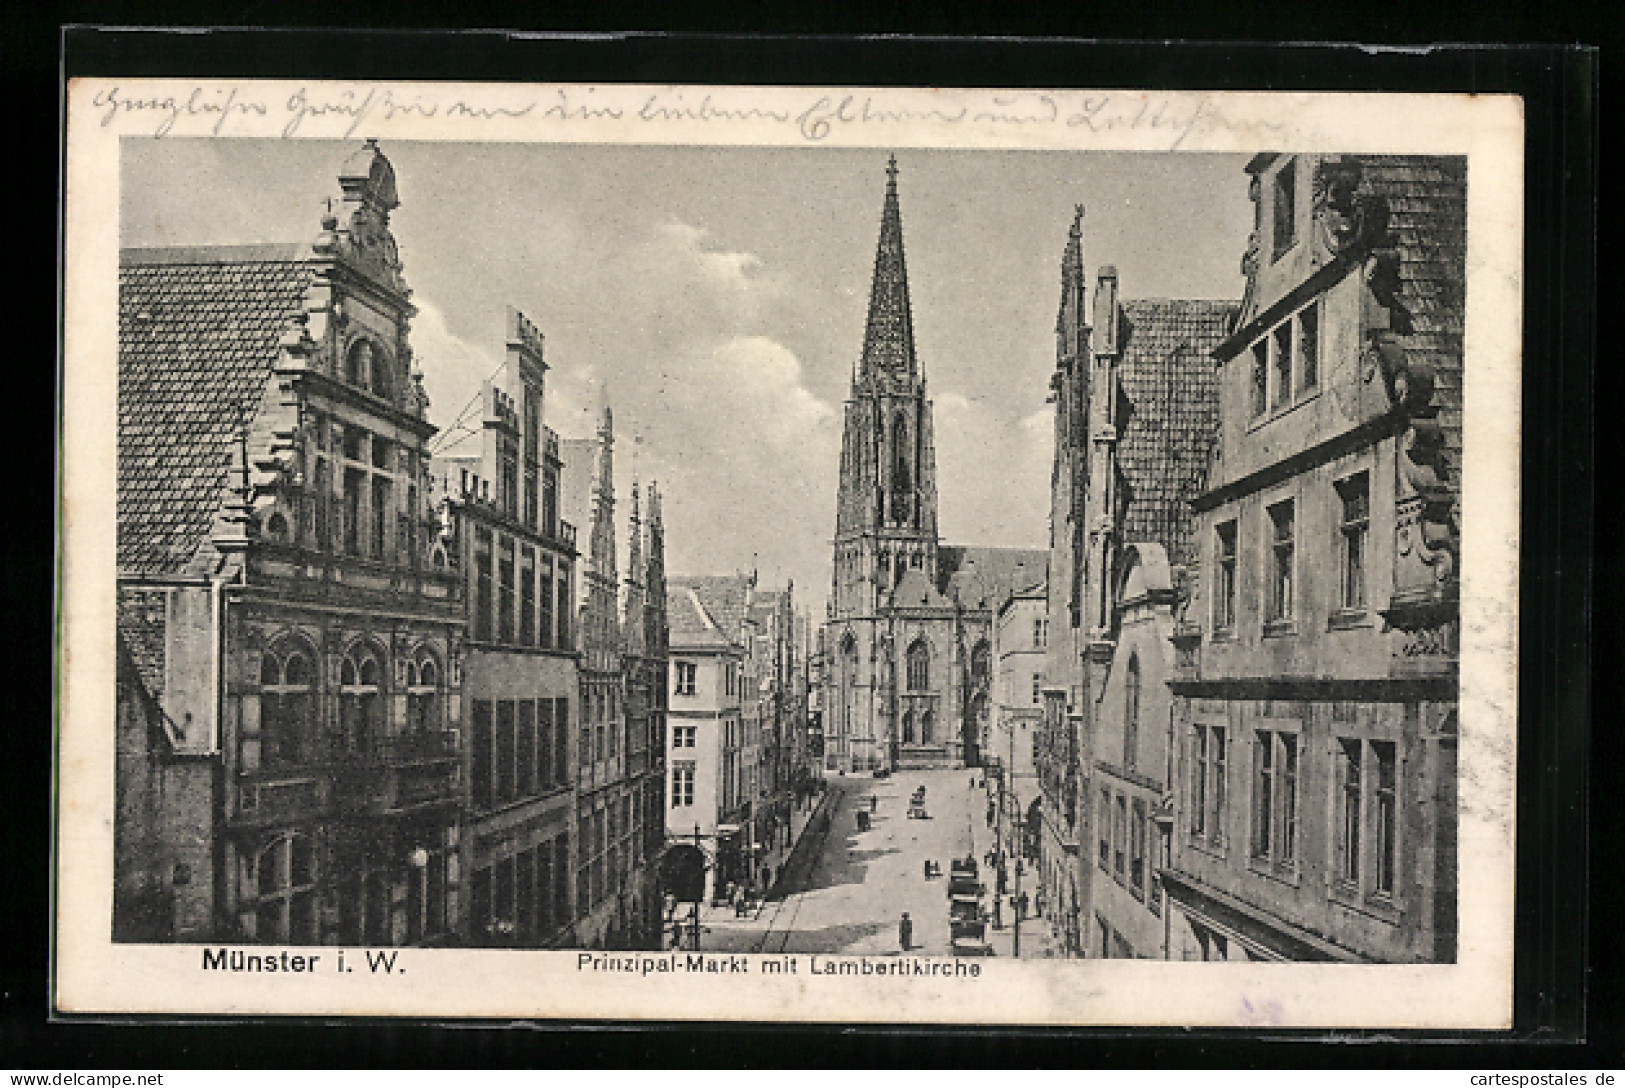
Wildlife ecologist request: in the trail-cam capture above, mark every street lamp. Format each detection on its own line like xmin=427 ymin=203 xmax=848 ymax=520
xmin=1012 ymin=813 xmax=1023 ymax=959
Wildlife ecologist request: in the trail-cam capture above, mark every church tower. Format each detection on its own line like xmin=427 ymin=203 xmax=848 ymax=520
xmin=831 ymin=156 xmax=941 ymax=619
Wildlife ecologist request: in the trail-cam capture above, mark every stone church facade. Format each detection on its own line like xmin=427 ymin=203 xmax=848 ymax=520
xmin=823 ymin=159 xmax=1044 ymax=774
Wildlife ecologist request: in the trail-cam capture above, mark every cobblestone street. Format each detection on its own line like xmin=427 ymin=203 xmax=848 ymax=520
xmin=691 ymin=767 xmax=1059 ymax=958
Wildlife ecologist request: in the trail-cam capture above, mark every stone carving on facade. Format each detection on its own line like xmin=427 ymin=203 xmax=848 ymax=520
xmin=1313 ymin=156 xmax=1392 ymax=261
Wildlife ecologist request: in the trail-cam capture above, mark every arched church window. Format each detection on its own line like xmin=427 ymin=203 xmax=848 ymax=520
xmin=922 ymin=710 xmax=935 ymax=745
xmin=906 ymin=639 xmax=930 ymax=692
xmin=259 ymin=638 xmax=317 ymax=767
xmin=902 ymin=710 xmax=915 ymax=745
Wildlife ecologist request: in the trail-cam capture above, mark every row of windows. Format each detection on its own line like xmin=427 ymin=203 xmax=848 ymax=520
xmin=1097 ymin=786 xmax=1164 ymax=915
xmin=577 ymin=789 xmax=647 ymax=915
xmin=249 ymin=638 xmax=445 ymax=772
xmin=1248 ymin=302 xmax=1319 ymax=420
xmin=470 ymin=834 xmax=570 ymax=945
xmin=239 ymin=834 xmax=450 ymax=947
xmin=469 ymin=697 xmax=571 ymax=812
xmin=1187 ymin=725 xmax=1398 ymax=900
xmin=1211 ymin=470 xmax=1370 ymax=634
xmin=471 ymin=527 xmax=572 ymax=649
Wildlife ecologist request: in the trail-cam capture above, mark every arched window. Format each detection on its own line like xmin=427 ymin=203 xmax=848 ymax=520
xmin=346 ymin=339 xmax=392 ymax=399
xmin=906 ymin=639 xmax=930 ymax=692
xmin=1124 ymin=653 xmax=1141 ymax=773
xmin=902 ymin=710 xmax=915 ymax=745
xmin=406 ymin=653 xmax=441 ymax=738
xmin=839 ymin=636 xmax=859 ymax=736
xmin=245 ymin=833 xmax=316 ymax=943
xmin=340 ymin=644 xmax=385 ymax=754
xmin=921 ymin=710 xmax=935 ymax=745
xmin=891 ymin=411 xmax=912 ymax=524
xmin=259 ymin=639 xmax=316 ymax=767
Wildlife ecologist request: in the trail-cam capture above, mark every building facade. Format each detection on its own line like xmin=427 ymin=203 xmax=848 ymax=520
xmin=115 ymin=141 xmax=466 ymax=945
xmin=989 ymin=581 xmax=1047 ymax=871
xmin=1036 ymin=206 xmax=1237 ymax=959
xmin=824 ymin=157 xmax=1044 ymax=774
xmin=1163 ymin=154 xmax=1464 ymax=963
xmin=437 ymin=308 xmax=578 ymax=947
xmin=560 ymin=408 xmax=670 ymax=949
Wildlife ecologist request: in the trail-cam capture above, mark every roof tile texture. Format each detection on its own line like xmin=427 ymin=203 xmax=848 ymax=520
xmin=118 ymin=253 xmax=314 ymax=575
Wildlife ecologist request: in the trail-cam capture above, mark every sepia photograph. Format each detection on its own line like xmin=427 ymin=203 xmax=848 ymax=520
xmin=58 ymin=80 xmax=1522 ymax=1025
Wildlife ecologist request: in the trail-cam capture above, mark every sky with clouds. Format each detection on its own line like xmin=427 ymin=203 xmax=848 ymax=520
xmin=122 ymin=140 xmax=1254 ymax=617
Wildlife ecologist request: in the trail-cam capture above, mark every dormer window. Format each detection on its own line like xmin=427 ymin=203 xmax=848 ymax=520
xmin=1272 ymin=159 xmax=1298 ymax=261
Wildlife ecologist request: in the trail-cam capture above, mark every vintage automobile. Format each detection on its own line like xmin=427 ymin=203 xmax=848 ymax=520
xmin=952 ymin=934 xmax=995 ymax=957
xmin=948 ymin=893 xmax=981 ymax=921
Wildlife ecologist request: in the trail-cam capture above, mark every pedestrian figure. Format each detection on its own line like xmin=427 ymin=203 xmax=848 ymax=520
xmin=986 ymin=802 xmax=994 ymax=827
xmin=993 ymin=896 xmax=1003 ymax=930
xmin=870 ymin=795 xmax=878 ymax=813
xmin=899 ymin=912 xmax=913 ymax=952
xmin=923 ymin=858 xmax=932 ymax=881
xmin=734 ymin=882 xmax=748 ymax=917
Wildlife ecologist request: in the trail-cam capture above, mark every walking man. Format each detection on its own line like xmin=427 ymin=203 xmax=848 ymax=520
xmin=898 ymin=912 xmax=914 ymax=952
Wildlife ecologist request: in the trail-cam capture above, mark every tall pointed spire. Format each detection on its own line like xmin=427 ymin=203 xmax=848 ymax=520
xmin=590 ymin=398 xmax=617 ymax=582
xmin=859 ymin=154 xmax=919 ymax=383
xmin=1057 ymin=203 xmax=1089 ymax=362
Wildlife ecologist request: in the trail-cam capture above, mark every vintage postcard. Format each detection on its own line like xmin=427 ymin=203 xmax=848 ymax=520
xmin=58 ymin=78 xmax=1522 ymax=1026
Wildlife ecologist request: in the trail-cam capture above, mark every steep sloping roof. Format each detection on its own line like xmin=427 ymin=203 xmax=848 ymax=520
xmin=118 ymin=245 xmax=313 ymax=576
xmin=115 ymin=587 xmax=168 ymax=698
xmin=939 ymin=546 xmax=1049 ymax=612
xmin=1363 ymin=156 xmax=1467 ymax=488
xmin=666 ymin=584 xmax=733 ymax=650
xmin=1115 ymin=298 xmax=1237 ymax=569
xmin=889 ymin=565 xmax=952 ymax=610
xmin=677 ymin=574 xmax=753 ymax=640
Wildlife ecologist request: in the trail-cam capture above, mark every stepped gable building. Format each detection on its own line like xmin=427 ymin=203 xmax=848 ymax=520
xmin=1162 ymin=155 xmax=1464 ymax=963
xmin=436 ymin=307 xmax=578 ymax=947
xmin=1036 ymin=206 xmax=1238 ymax=959
xmin=115 ymin=141 xmax=466 ymax=945
xmin=824 ymin=157 xmax=1044 ymax=774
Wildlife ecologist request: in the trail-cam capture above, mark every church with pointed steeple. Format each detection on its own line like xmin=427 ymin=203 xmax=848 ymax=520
xmin=824 ymin=157 xmax=1046 ymax=773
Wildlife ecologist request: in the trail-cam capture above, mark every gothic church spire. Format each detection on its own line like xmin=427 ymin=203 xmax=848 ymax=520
xmin=859 ymin=154 xmax=919 ymax=383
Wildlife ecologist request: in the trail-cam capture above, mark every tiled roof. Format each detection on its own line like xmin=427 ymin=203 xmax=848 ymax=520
xmin=118 ymin=246 xmax=314 ymax=575
xmin=676 ymin=574 xmax=754 ymax=639
xmin=1116 ymin=299 xmax=1238 ymax=568
xmin=1362 ymin=156 xmax=1467 ymax=483
xmin=939 ymin=546 xmax=1049 ymax=611
xmin=666 ymin=584 xmax=733 ymax=649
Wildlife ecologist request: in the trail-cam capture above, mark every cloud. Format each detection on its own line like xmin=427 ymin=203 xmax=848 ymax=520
xmin=410 ymin=297 xmax=504 ymax=459
xmin=932 ymin=392 xmax=1051 ymax=547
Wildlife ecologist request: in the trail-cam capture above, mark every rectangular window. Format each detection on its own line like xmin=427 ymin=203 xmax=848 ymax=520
xmin=675 ymin=661 xmax=697 ymax=696
xmin=555 ymin=565 xmax=572 ymax=648
xmin=517 ymin=699 xmax=536 ymax=799
xmin=1298 ymin=303 xmax=1319 ymax=390
xmin=370 ymin=476 xmax=390 ymax=562
xmin=1251 ymin=730 xmax=1274 ymax=861
xmin=1272 ymin=323 xmax=1293 ymax=409
xmin=554 ymin=699 xmax=570 ymax=782
xmin=520 ymin=546 xmax=536 ymax=646
xmin=1032 ymin=673 xmax=1042 ymax=705
xmin=1114 ymin=794 xmax=1127 ymax=880
xmin=1098 ymin=787 xmax=1111 ymax=870
xmin=473 ymin=534 xmax=493 ymax=642
xmin=1033 ymin=618 xmax=1046 ymax=648
xmin=1337 ymin=473 xmax=1370 ymax=611
xmin=1250 ymin=341 xmax=1269 ymax=418
xmin=1279 ymin=733 xmax=1299 ymax=863
xmin=1211 ymin=726 xmax=1228 ymax=846
xmin=1373 ymin=741 xmax=1397 ymax=897
xmin=542 ymin=463 xmax=559 ymax=538
xmin=1190 ymin=727 xmax=1208 ymax=837
xmin=537 ymin=697 xmax=554 ymax=790
xmin=498 ymin=537 xmax=516 ymax=644
xmin=1131 ymin=798 xmax=1147 ymax=900
xmin=1272 ymin=159 xmax=1297 ymax=260
xmin=1214 ymin=520 xmax=1238 ymax=631
xmin=1267 ymin=500 xmax=1295 ymax=623
xmin=471 ymin=700 xmax=493 ymax=810
xmin=496 ymin=700 xmax=516 ymax=806
xmin=343 ymin=468 xmax=365 ymax=556
xmin=672 ymin=725 xmax=697 ymax=749
xmin=1338 ymin=738 xmax=1363 ymax=885
xmin=538 ymin=558 xmax=554 ymax=649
